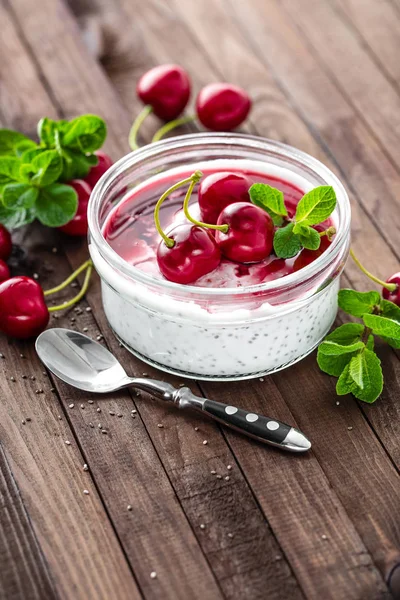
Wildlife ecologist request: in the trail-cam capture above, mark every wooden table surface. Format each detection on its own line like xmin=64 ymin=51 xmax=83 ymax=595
xmin=1 ymin=0 xmax=400 ymax=598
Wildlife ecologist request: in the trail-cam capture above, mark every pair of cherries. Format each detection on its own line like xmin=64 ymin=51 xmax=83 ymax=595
xmin=157 ymin=172 xmax=275 ymax=284
xmin=59 ymin=151 xmax=113 ymax=237
xmin=137 ymin=64 xmax=251 ymax=131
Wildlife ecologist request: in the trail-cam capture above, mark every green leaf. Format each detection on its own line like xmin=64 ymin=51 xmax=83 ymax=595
xmin=14 ymin=139 xmax=38 ymax=157
xmin=273 ymin=222 xmax=302 ymax=259
xmin=0 ymin=130 xmax=34 ymax=156
xmin=317 ymin=339 xmax=364 ymax=377
xmin=0 ymin=203 xmax=36 ymax=229
xmin=0 ymin=157 xmax=23 ymax=184
xmin=380 ymin=299 xmax=400 ymax=322
xmin=338 ymin=289 xmax=381 ymax=318
xmin=37 ymin=118 xmax=60 ymax=147
xmin=59 ymin=148 xmax=93 ymax=181
xmin=20 ymin=148 xmax=46 ymax=165
xmin=336 ymin=349 xmax=383 ymax=403
xmin=31 ymin=150 xmax=63 ymax=186
xmin=249 ymin=183 xmax=287 ymax=225
xmin=294 ymin=224 xmax=321 ymax=250
xmin=62 ymin=115 xmax=107 ymax=153
xmin=295 ymin=186 xmax=337 ymax=225
xmin=35 ymin=183 xmax=78 ymax=227
xmin=2 ymin=183 xmax=39 ymax=210
xmin=363 ymin=313 xmax=400 ymax=349
xmin=324 ymin=322 xmax=365 ymax=345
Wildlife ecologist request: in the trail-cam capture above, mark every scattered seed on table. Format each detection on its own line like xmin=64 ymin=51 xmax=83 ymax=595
xmin=22 ymin=375 xmax=27 ymax=379
xmin=51 ymin=388 xmax=56 ymax=393
xmin=127 ymin=504 xmax=132 ymax=511
xmin=89 ymin=422 xmax=94 ymax=428
xmin=70 ymin=317 xmax=76 ymax=322
xmin=179 ymin=383 xmax=185 ymax=388
xmin=21 ymin=420 xmax=26 ymax=425
xmin=96 ymin=335 xmax=103 ymax=341
xmin=225 ymin=476 xmax=230 ymax=481
xmin=259 ymin=377 xmax=264 ymax=382
xmin=150 ymin=572 xmax=157 ymax=580
xmin=117 ymin=413 xmax=123 ymax=418
xmin=227 ymin=465 xmax=232 ymax=470
xmin=65 ymin=441 xmax=71 ymax=446
xmin=83 ymin=489 xmax=89 ymax=495
xmin=275 ymin=555 xmax=282 ymax=562
xmin=83 ymin=327 xmax=88 ymax=332
xmin=131 ymin=414 xmax=136 ymax=419
xmin=69 ymin=404 xmax=74 ymax=409
xmin=35 ymin=389 xmax=44 ymax=394
xmin=210 ymin=470 xmax=216 ymax=475
xmin=336 ymin=401 xmax=340 ymax=406
xmin=0 ymin=353 xmax=4 ymax=359
xmin=33 ymin=273 xmax=39 ymax=280
xmin=135 ymin=392 xmax=141 ymax=398
xmin=101 ymin=429 xmax=107 ymax=434
xmin=321 ymin=534 xmax=328 ymax=540
xmin=10 ymin=376 xmax=15 ymax=382
xmin=227 ymin=533 xmax=234 ymax=538
xmin=347 ymin=426 xmax=353 ymax=431
xmin=71 ymin=283 xmax=78 ymax=289
xmin=203 ymin=440 xmax=208 ymax=445
xmin=30 ymin=376 xmax=35 ymax=381
xmin=20 ymin=354 xmax=25 ymax=359
xmin=80 ymin=404 xmax=85 ymax=409
xmin=199 ymin=523 xmax=205 ymax=530
xmin=157 ymin=423 xmax=164 ymax=428
xmin=26 ymin=417 xmax=31 ymax=422
xmin=216 ymin=475 xmax=222 ymax=480
xmin=131 ymin=409 xmax=137 ymax=414
xmin=58 ymin=415 xmax=62 ymax=420
xmin=98 ymin=424 xmax=102 ymax=429
xmin=52 ymin=247 xmax=58 ymax=253
xmin=96 ymin=408 xmax=101 ymax=413
xmin=83 ymin=464 xmax=89 ymax=471
xmin=194 ymin=427 xmax=199 ymax=431
xmin=88 ymin=400 xmax=94 ymax=404
xmin=86 ymin=307 xmax=92 ymax=312
xmin=109 ymin=411 xmax=115 ymax=416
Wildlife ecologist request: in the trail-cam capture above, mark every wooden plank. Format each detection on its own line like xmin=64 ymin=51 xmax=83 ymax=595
xmin=0 ymin=443 xmax=57 ymax=600
xmin=331 ymin=0 xmax=400 ymax=87
xmin=119 ymin=0 xmax=400 ymax=594
xmin=272 ymin=0 xmax=400 ymax=174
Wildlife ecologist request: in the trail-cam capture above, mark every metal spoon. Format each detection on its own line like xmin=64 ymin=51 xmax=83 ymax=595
xmin=35 ymin=328 xmax=311 ymax=453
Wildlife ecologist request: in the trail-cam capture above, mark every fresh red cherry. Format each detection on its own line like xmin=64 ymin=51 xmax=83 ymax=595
xmin=157 ymin=224 xmax=221 ymax=284
xmin=0 ymin=259 xmax=10 ymax=283
xmin=382 ymin=273 xmax=400 ymax=306
xmin=59 ymin=179 xmax=92 ymax=237
xmin=198 ymin=171 xmax=251 ymax=224
xmin=84 ymin=151 xmax=113 ymax=189
xmin=0 ymin=224 xmax=12 ymax=261
xmin=196 ymin=83 xmax=251 ymax=131
xmin=137 ymin=64 xmax=191 ymax=121
xmin=293 ymin=235 xmax=331 ymax=272
xmin=216 ymin=203 xmax=274 ymax=263
xmin=0 ymin=276 xmax=49 ymax=339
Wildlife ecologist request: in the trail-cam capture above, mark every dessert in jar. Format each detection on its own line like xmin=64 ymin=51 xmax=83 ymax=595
xmin=88 ymin=134 xmax=351 ymax=380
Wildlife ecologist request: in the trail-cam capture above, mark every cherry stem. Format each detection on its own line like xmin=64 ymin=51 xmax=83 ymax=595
xmin=44 ymin=259 xmax=92 ymax=296
xmin=152 ymin=115 xmax=197 ymax=143
xmin=350 ymin=248 xmax=397 ymax=292
xmin=154 ymin=171 xmax=203 ymax=248
xmin=183 ymin=184 xmax=229 ymax=234
xmin=129 ymin=105 xmax=153 ymax=151
xmin=48 ymin=264 xmax=93 ymax=313
xmin=319 ymin=226 xmax=336 ymax=241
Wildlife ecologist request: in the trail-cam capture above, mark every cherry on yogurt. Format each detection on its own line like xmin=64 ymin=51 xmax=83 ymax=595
xmin=0 ymin=224 xmax=12 ymax=261
xmin=137 ymin=64 xmax=191 ymax=121
xmin=216 ymin=202 xmax=274 ymax=263
xmin=382 ymin=273 xmax=400 ymax=306
xmin=196 ymin=83 xmax=251 ymax=131
xmin=157 ymin=224 xmax=221 ymax=284
xmin=198 ymin=171 xmax=251 ymax=224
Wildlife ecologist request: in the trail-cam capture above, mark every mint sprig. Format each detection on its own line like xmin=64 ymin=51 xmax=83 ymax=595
xmin=249 ymin=183 xmax=337 ymax=259
xmin=317 ymin=289 xmax=400 ymax=403
xmin=0 ymin=114 xmax=107 ymax=229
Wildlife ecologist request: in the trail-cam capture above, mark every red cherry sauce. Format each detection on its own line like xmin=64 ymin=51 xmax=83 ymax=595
xmin=103 ymin=167 xmax=334 ymax=288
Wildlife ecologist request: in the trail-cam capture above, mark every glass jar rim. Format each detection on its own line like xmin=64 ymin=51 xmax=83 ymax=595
xmin=88 ymin=133 xmax=351 ymax=297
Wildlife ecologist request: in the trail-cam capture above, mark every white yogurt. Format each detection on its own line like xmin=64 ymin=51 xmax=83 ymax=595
xmin=90 ymin=158 xmax=347 ymax=380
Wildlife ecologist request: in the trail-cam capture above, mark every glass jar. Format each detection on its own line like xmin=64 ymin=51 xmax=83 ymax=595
xmin=88 ymin=133 xmax=351 ymax=380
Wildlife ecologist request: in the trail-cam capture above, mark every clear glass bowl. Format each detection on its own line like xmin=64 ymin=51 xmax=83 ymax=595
xmin=88 ymin=133 xmax=351 ymax=380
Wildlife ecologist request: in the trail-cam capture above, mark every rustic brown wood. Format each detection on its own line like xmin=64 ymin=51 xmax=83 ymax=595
xmin=0 ymin=0 xmax=399 ymax=598
xmin=0 ymin=443 xmax=57 ymax=600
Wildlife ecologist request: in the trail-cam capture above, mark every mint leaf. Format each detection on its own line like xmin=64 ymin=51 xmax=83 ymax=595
xmin=249 ymin=183 xmax=287 ymax=225
xmin=363 ymin=313 xmax=400 ymax=349
xmin=14 ymin=140 xmax=38 ymax=157
xmin=2 ymin=184 xmax=39 ymax=210
xmin=62 ymin=115 xmax=106 ymax=153
xmin=294 ymin=224 xmax=321 ymax=250
xmin=295 ymin=186 xmax=336 ymax=225
xmin=35 ymin=183 xmax=78 ymax=227
xmin=324 ymin=322 xmax=365 ymax=345
xmin=338 ymin=289 xmax=381 ymax=318
xmin=380 ymin=299 xmax=400 ymax=321
xmin=0 ymin=130 xmax=34 ymax=157
xmin=37 ymin=118 xmax=60 ymax=147
xmin=31 ymin=150 xmax=63 ymax=186
xmin=0 ymin=203 xmax=36 ymax=229
xmin=59 ymin=148 xmax=94 ymax=181
xmin=336 ymin=349 xmax=383 ymax=403
xmin=0 ymin=157 xmax=23 ymax=185
xmin=317 ymin=339 xmax=364 ymax=377
xmin=273 ymin=222 xmax=302 ymax=259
